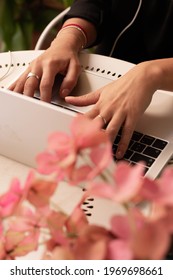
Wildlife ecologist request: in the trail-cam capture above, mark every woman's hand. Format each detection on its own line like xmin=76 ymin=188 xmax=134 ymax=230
xmin=9 ymin=32 xmax=82 ymax=102
xmin=9 ymin=17 xmax=97 ymax=102
xmin=66 ymin=61 xmax=161 ymax=158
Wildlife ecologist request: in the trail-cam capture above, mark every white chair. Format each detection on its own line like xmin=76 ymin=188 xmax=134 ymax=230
xmin=35 ymin=7 xmax=70 ymax=50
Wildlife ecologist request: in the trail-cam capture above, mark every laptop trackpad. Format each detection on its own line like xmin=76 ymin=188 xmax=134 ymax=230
xmin=34 ymin=71 xmax=113 ymax=113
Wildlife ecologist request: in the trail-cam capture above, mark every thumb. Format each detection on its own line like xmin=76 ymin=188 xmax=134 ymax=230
xmin=65 ymin=90 xmax=100 ymax=106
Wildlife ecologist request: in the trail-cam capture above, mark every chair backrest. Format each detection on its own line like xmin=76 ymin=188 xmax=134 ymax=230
xmin=35 ymin=7 xmax=70 ymax=50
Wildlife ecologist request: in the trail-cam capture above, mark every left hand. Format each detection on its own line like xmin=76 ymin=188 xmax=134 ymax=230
xmin=8 ymin=35 xmax=82 ymax=102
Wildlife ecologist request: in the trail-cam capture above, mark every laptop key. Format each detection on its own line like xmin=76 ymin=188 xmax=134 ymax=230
xmin=124 ymin=149 xmax=134 ymax=160
xmin=131 ymin=131 xmax=143 ymax=141
xmin=152 ymin=139 xmax=168 ymax=150
xmin=143 ymin=146 xmax=161 ymax=158
xmin=130 ymin=152 xmax=155 ymax=167
xmin=112 ymin=131 xmax=168 ymax=175
xmin=130 ymin=142 xmax=146 ymax=153
xmin=140 ymin=135 xmax=155 ymax=145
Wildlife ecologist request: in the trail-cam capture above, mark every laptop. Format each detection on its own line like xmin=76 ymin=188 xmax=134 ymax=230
xmin=0 ymin=50 xmax=173 ymax=230
xmin=1 ymin=50 xmax=173 ymax=180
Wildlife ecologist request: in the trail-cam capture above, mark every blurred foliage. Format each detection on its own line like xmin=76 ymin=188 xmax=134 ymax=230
xmin=0 ymin=0 xmax=73 ymax=51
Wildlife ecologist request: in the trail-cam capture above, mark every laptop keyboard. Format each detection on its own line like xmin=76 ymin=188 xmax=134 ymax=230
xmin=43 ymin=94 xmax=168 ymax=176
xmin=112 ymin=131 xmax=168 ymax=174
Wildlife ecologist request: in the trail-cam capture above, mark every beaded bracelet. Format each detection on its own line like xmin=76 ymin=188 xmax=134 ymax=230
xmin=58 ymin=23 xmax=88 ymax=49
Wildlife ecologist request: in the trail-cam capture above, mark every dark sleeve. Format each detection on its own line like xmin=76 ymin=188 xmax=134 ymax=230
xmin=63 ymin=0 xmax=111 ymax=45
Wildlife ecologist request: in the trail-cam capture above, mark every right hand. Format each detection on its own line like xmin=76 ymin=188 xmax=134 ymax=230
xmin=9 ymin=33 xmax=82 ymax=102
xmin=65 ymin=61 xmax=160 ymax=158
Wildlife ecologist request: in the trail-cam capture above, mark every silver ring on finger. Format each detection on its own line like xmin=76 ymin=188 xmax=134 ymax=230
xmin=26 ymin=72 xmax=40 ymax=81
xmin=98 ymin=114 xmax=107 ymax=126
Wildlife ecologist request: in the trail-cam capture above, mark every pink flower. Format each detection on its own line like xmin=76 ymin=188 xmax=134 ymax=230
xmin=0 ymin=178 xmax=23 ymax=217
xmin=150 ymin=204 xmax=173 ymax=232
xmin=44 ymin=206 xmax=111 ymax=260
xmin=36 ymin=114 xmax=112 ymax=184
xmin=2 ymin=114 xmax=173 ymax=260
xmin=36 ymin=133 xmax=74 ymax=178
xmin=0 ymin=170 xmax=36 ymax=218
xmin=108 ymin=208 xmax=171 ymax=260
xmin=45 ymin=210 xmax=69 ymax=247
xmin=108 ymin=239 xmax=133 ymax=260
xmin=86 ymin=162 xmax=144 ymax=203
xmin=66 ymin=206 xmax=89 ymax=234
xmin=8 ymin=206 xmax=47 ymax=232
xmin=0 ymin=224 xmax=6 ymax=260
xmin=140 ymin=167 xmax=173 ymax=205
xmin=72 ymin=225 xmax=111 ymax=260
xmin=27 ymin=178 xmax=58 ymax=208
xmin=132 ymin=219 xmax=171 ymax=260
xmin=5 ymin=228 xmax=39 ymax=258
xmin=43 ymin=246 xmax=74 ymax=260
xmin=1 ymin=206 xmax=41 ymax=259
xmin=107 ymin=211 xmax=137 ymax=260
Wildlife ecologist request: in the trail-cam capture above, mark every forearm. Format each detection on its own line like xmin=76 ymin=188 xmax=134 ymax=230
xmin=51 ymin=17 xmax=97 ymax=53
xmin=61 ymin=17 xmax=97 ymax=48
xmin=64 ymin=0 xmax=109 ymax=45
xmin=51 ymin=0 xmax=109 ymax=51
xmin=143 ymin=58 xmax=173 ymax=92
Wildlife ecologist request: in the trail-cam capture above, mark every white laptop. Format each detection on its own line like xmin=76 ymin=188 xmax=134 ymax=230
xmin=0 ymin=50 xmax=173 ymax=229
xmin=1 ymin=50 xmax=173 ymax=179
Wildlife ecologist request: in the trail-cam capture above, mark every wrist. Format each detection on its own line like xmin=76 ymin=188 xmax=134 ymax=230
xmin=56 ymin=28 xmax=85 ymax=52
xmin=59 ymin=24 xmax=87 ymax=49
xmin=52 ymin=29 xmax=84 ymax=52
xmin=147 ymin=58 xmax=173 ymax=92
xmin=140 ymin=60 xmax=163 ymax=91
xmin=62 ymin=18 xmax=97 ymax=47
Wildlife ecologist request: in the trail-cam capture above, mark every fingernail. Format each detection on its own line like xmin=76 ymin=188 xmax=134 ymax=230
xmin=61 ymin=89 xmax=70 ymax=97
xmin=116 ymin=150 xmax=123 ymax=159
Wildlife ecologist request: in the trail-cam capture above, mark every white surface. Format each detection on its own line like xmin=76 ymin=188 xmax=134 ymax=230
xmin=0 ymin=155 xmax=30 ymax=194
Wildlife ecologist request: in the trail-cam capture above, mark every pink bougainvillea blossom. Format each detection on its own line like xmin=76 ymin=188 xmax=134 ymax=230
xmin=1 ymin=114 xmax=173 ymax=260
xmin=36 ymin=115 xmax=112 ymax=184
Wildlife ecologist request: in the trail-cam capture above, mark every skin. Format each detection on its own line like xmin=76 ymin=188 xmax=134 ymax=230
xmin=9 ymin=18 xmax=173 ymax=159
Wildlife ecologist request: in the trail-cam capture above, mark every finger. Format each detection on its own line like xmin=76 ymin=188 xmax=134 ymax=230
xmin=39 ymin=71 xmax=56 ymax=102
xmin=8 ymin=70 xmax=29 ymax=93
xmin=106 ymin=111 xmax=124 ymax=141
xmin=85 ymin=106 xmax=100 ymax=120
xmin=115 ymin=120 xmax=136 ymax=159
xmin=60 ymin=59 xmax=81 ymax=98
xmin=23 ymin=72 xmax=41 ymax=97
xmin=9 ymin=80 xmax=24 ymax=93
xmin=65 ymin=90 xmax=100 ymax=106
xmin=85 ymin=104 xmax=113 ymax=130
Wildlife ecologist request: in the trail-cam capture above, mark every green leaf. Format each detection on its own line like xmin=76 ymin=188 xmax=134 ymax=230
xmin=0 ymin=0 xmax=72 ymax=51
xmin=10 ymin=23 xmax=30 ymax=50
